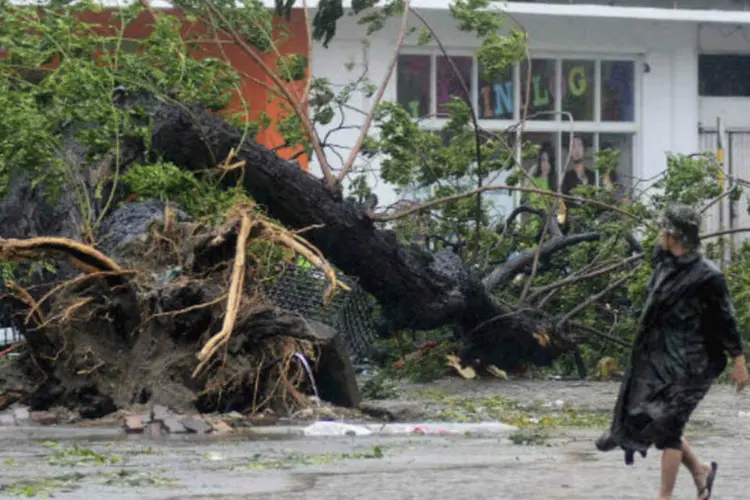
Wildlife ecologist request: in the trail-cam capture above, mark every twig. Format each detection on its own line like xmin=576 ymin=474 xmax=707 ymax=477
xmin=337 ymin=0 xmax=411 ymax=183
xmin=372 ymin=183 xmax=643 ymax=224
xmin=0 ymin=343 xmax=24 ymax=357
xmin=25 ymin=271 xmax=135 ymax=326
xmin=700 ymin=227 xmax=750 ymax=240
xmin=6 ymin=282 xmax=45 ymax=326
xmin=700 ymin=187 xmax=736 ymax=215
xmin=483 ymin=232 xmax=601 ymax=291
xmin=555 ymin=273 xmax=633 ymax=330
xmin=569 ymin=321 xmax=630 ymax=347
xmin=534 ymin=235 xmax=626 ymax=307
xmin=145 ymin=294 xmax=228 ymax=322
xmin=518 ymin=211 xmax=554 ymax=302
xmin=527 ymin=253 xmax=644 ymax=302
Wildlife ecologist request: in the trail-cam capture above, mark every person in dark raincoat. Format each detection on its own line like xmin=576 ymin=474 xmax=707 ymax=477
xmin=595 ymin=204 xmax=748 ymax=500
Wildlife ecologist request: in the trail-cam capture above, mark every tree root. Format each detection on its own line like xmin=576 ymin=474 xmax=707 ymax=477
xmin=194 ymin=210 xmax=252 ymax=377
xmin=0 ymin=202 xmax=345 ymax=418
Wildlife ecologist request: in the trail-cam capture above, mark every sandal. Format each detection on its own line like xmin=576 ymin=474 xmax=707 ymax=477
xmin=697 ymin=461 xmax=718 ymax=500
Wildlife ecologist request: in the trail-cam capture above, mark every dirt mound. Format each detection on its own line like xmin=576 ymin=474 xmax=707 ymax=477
xmin=0 ymin=200 xmax=344 ymax=418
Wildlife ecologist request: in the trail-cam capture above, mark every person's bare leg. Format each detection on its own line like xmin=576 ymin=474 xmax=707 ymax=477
xmin=659 ymin=448 xmax=682 ymax=500
xmin=680 ymin=439 xmax=713 ymax=499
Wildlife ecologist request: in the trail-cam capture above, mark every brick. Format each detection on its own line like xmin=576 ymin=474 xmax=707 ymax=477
xmin=123 ymin=414 xmax=145 ymax=433
xmin=30 ymin=411 xmax=57 ymax=425
xmin=211 ymin=420 xmax=233 ymax=435
xmin=162 ymin=418 xmax=188 ymax=434
xmin=181 ymin=416 xmax=211 ymax=434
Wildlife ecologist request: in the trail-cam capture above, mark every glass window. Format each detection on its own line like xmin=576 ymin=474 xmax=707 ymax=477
xmin=598 ymin=133 xmax=634 ymax=191
xmin=521 ymin=132 xmax=560 ymax=194
xmin=601 ymin=60 xmax=635 ymax=122
xmin=699 ymin=54 xmax=750 ymax=97
xmin=520 ymin=58 xmax=556 ymax=121
xmin=436 ymin=56 xmax=473 ymax=116
xmin=561 ymin=60 xmax=595 ymax=122
xmin=397 ymin=55 xmax=431 ymax=118
xmin=478 ymin=64 xmax=514 ymax=120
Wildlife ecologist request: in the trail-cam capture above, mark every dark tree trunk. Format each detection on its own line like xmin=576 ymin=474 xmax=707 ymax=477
xmin=0 ymin=93 xmax=592 ymax=375
xmin=136 ymin=95 xmax=580 ymax=370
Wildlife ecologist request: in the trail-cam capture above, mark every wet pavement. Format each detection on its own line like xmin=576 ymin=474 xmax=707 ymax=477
xmin=0 ymin=380 xmax=747 ymax=499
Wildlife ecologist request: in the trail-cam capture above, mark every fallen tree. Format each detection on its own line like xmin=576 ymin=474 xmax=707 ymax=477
xmin=1 ymin=1 xmax=732 ymax=418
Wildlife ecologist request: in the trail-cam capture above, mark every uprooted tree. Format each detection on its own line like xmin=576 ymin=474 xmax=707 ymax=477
xmin=0 ymin=0 xmax=747 ymax=417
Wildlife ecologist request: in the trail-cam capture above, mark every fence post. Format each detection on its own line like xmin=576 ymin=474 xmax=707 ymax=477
xmin=717 ymin=117 xmax=726 ymax=269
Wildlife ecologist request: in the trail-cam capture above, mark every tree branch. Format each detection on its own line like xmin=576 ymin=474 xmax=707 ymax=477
xmin=700 ymin=187 xmax=736 ymax=215
xmin=482 ymin=232 xmax=601 ymax=291
xmin=700 ymin=227 xmax=750 ymax=240
xmin=202 ymin=0 xmax=337 ymax=189
xmin=408 ymin=7 xmax=489 ymax=263
xmin=336 ymin=0 xmax=411 ymax=183
xmin=555 ymin=273 xmax=634 ymax=330
xmin=526 ymin=253 xmax=644 ymax=303
xmin=371 ymin=183 xmax=642 ymax=224
xmin=501 ymin=205 xmax=562 ymax=238
xmin=569 ymin=321 xmax=631 ymax=348
xmin=518 ymin=208 xmax=561 ymax=302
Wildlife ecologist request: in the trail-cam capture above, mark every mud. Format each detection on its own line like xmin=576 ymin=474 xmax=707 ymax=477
xmin=0 ymin=380 xmax=747 ymax=499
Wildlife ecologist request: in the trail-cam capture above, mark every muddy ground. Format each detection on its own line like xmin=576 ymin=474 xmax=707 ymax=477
xmin=0 ymin=379 xmax=748 ymax=499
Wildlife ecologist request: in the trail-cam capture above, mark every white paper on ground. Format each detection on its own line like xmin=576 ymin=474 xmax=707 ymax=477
xmin=302 ymin=421 xmax=374 ymax=437
xmin=301 ymin=421 xmax=517 ymax=437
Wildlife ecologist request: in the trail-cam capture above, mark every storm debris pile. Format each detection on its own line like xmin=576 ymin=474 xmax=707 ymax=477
xmin=0 ymin=199 xmax=349 ymax=419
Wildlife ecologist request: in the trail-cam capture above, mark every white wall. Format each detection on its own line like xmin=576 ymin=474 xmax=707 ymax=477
xmin=310 ymin=10 xmax=703 ymax=210
xmin=698 ymin=24 xmax=750 ymax=129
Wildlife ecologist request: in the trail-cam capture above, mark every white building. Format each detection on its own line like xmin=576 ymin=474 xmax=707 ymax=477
xmin=309 ymin=0 xmax=750 ymax=232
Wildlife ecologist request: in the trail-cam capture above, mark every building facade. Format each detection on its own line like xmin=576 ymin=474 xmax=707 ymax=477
xmin=10 ymin=1 xmax=750 ymax=233
xmin=308 ymin=1 xmax=750 ymax=234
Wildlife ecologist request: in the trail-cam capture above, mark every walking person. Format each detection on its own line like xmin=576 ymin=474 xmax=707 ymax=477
xmin=595 ymin=204 xmax=749 ymax=500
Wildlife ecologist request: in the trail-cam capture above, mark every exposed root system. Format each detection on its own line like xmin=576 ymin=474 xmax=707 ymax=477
xmin=0 ymin=202 xmax=344 ymax=418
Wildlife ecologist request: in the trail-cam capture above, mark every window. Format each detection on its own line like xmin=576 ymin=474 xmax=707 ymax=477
xmin=436 ymin=56 xmax=472 ymax=116
xmin=397 ymin=54 xmax=431 ymax=118
xmin=601 ymin=60 xmax=635 ymax=121
xmin=520 ymin=58 xmax=556 ymax=121
xmin=395 ymin=52 xmax=640 ymax=209
xmin=478 ymin=63 xmax=513 ymax=120
xmin=561 ymin=59 xmax=595 ymax=121
xmin=699 ymin=54 xmax=750 ymax=97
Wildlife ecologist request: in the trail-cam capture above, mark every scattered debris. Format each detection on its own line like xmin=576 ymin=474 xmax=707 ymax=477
xmin=162 ymin=418 xmax=188 ymax=434
xmin=486 ymin=365 xmax=509 ymax=380
xmin=445 ymin=354 xmax=477 ymax=380
xmin=359 ymin=401 xmax=425 ymax=422
xmin=211 ymin=420 xmax=233 ymax=435
xmin=303 ymin=421 xmax=373 ymax=437
xmin=123 ymin=414 xmax=146 ymax=433
xmin=181 ymin=416 xmax=211 ymax=434
xmin=30 ymin=411 xmax=58 ymax=425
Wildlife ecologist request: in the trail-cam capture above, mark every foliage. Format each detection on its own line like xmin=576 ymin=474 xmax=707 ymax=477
xmin=121 ymin=162 xmax=252 ymax=222
xmin=0 ymin=0 xmax=241 ymax=221
xmin=360 ymin=373 xmax=401 ymax=399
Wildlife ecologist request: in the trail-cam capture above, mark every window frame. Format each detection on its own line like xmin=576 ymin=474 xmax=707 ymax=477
xmin=394 ymin=50 xmax=643 ymax=208
xmin=698 ymin=53 xmax=750 ymax=98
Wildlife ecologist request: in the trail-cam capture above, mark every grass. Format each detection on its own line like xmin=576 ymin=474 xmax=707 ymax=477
xmin=409 ymin=390 xmax=611 ymax=431
xmin=245 ymin=445 xmax=385 ymax=470
xmin=3 ymin=473 xmax=86 ymax=498
xmin=44 ymin=442 xmax=121 ymax=467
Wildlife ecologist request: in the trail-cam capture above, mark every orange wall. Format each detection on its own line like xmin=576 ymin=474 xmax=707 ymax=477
xmin=12 ymin=7 xmax=311 ymax=169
